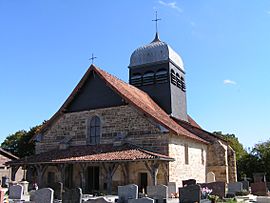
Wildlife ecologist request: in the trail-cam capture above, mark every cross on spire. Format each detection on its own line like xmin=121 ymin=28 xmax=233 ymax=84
xmin=89 ymin=53 xmax=97 ymax=64
xmin=152 ymin=11 xmax=161 ymax=33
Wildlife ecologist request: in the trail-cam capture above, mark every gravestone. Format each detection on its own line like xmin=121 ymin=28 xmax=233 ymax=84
xmin=253 ymin=173 xmax=266 ymax=183
xmin=199 ymin=181 xmax=226 ymax=198
xmin=129 ymin=197 xmax=155 ymax=203
xmin=179 ymin=184 xmax=201 ymax=203
xmin=182 ymin=179 xmax=196 ymax=187
xmin=30 ymin=188 xmax=54 ymax=203
xmin=19 ymin=180 xmax=29 ymax=195
xmin=241 ymin=180 xmax=249 ymax=191
xmin=63 ymin=187 xmax=82 ymax=203
xmin=118 ymin=184 xmax=138 ymax=203
xmin=251 ymin=182 xmax=268 ymax=196
xmin=0 ymin=188 xmax=4 ymax=203
xmin=167 ymin=182 xmax=176 ymax=198
xmin=51 ymin=182 xmax=63 ymax=200
xmin=147 ymin=185 xmax=168 ymax=199
xmin=228 ymin=182 xmax=243 ymax=195
xmin=206 ymin=172 xmax=215 ymax=183
xmin=9 ymin=184 xmax=23 ymax=200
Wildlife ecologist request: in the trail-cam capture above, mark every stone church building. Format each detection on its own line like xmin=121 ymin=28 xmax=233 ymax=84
xmin=9 ymin=33 xmax=237 ymax=194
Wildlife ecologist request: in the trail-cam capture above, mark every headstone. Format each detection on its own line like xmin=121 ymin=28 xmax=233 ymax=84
xmin=147 ymin=184 xmax=168 ymax=203
xmin=241 ymin=180 xmax=249 ymax=191
xmin=182 ymin=179 xmax=196 ymax=187
xmin=253 ymin=173 xmax=266 ymax=183
xmin=118 ymin=184 xmax=138 ymax=203
xmin=167 ymin=182 xmax=176 ymax=198
xmin=19 ymin=180 xmax=29 ymax=195
xmin=251 ymin=182 xmax=268 ymax=196
xmin=9 ymin=184 xmax=23 ymax=199
xmin=30 ymin=188 xmax=54 ymax=203
xmin=63 ymin=187 xmax=82 ymax=203
xmin=2 ymin=176 xmax=9 ymax=188
xmin=199 ymin=182 xmax=226 ymax=198
xmin=129 ymin=197 xmax=155 ymax=203
xmin=51 ymin=182 xmax=63 ymax=200
xmin=179 ymin=184 xmax=201 ymax=203
xmin=206 ymin=172 xmax=215 ymax=183
xmin=227 ymin=182 xmax=243 ymax=195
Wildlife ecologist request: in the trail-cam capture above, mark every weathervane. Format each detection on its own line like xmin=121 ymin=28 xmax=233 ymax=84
xmin=89 ymin=53 xmax=97 ymax=64
xmin=152 ymin=11 xmax=161 ymax=33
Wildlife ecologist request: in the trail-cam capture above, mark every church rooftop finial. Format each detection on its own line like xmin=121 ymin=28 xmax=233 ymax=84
xmin=89 ymin=53 xmax=97 ymax=64
xmin=152 ymin=11 xmax=161 ymax=42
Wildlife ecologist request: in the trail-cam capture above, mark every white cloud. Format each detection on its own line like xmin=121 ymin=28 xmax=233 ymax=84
xmin=223 ymin=79 xmax=237 ymax=85
xmin=158 ymin=1 xmax=183 ymax=13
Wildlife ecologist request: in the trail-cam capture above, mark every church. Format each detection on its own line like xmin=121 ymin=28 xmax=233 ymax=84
xmin=9 ymin=31 xmax=237 ymax=194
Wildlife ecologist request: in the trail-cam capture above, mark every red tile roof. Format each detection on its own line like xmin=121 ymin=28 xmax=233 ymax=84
xmin=33 ymin=65 xmax=208 ymax=144
xmin=8 ymin=144 xmax=174 ymax=165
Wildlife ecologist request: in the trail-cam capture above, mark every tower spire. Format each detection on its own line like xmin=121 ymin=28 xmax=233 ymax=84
xmin=152 ymin=11 xmax=161 ymax=42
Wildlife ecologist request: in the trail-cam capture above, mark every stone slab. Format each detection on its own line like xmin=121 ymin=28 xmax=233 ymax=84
xmin=167 ymin=182 xmax=176 ymax=198
xmin=227 ymin=182 xmax=243 ymax=194
xmin=129 ymin=197 xmax=155 ymax=203
xmin=9 ymin=184 xmax=23 ymax=200
xmin=147 ymin=185 xmax=168 ymax=199
xmin=182 ymin=179 xmax=196 ymax=187
xmin=30 ymin=188 xmax=54 ymax=203
xmin=199 ymin=181 xmax=226 ymax=198
xmin=251 ymin=182 xmax=268 ymax=196
xmin=118 ymin=184 xmax=138 ymax=203
xmin=179 ymin=184 xmax=201 ymax=203
xmin=63 ymin=187 xmax=82 ymax=203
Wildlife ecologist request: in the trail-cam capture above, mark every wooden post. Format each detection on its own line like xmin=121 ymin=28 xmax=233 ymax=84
xmin=102 ymin=163 xmax=119 ymax=195
xmin=78 ymin=163 xmax=87 ymax=193
xmin=145 ymin=161 xmax=160 ymax=186
xmin=121 ymin=163 xmax=129 ymax=185
xmin=57 ymin=164 xmax=66 ymax=186
xmin=35 ymin=164 xmax=48 ymax=187
xmin=11 ymin=166 xmax=20 ymax=181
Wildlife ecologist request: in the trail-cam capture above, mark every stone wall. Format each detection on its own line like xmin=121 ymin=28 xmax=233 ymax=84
xmin=206 ymin=140 xmax=229 ymax=183
xmin=168 ymin=133 xmax=207 ymax=187
xmin=36 ymin=105 xmax=169 ymax=155
xmin=227 ymin=145 xmax=237 ymax=182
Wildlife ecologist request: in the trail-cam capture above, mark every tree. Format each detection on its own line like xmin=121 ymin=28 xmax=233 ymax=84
xmin=1 ymin=125 xmax=42 ymax=158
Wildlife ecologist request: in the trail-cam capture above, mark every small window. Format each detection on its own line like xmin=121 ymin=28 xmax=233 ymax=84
xmin=130 ymin=73 xmax=142 ymax=86
xmin=143 ymin=71 xmax=155 ymax=85
xmin=185 ymin=144 xmax=189 ymax=165
xmin=201 ymin=149 xmax=205 ymax=165
xmin=155 ymin=69 xmax=168 ymax=84
xmin=180 ymin=77 xmax=186 ymax=92
xmin=170 ymin=69 xmax=177 ymax=86
xmin=87 ymin=116 xmax=101 ymax=144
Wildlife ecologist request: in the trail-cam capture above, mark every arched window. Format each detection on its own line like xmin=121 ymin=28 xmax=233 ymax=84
xmin=176 ymin=73 xmax=181 ymax=88
xmin=170 ymin=69 xmax=177 ymax=86
xmin=130 ymin=73 xmax=142 ymax=86
xmin=142 ymin=71 xmax=155 ymax=85
xmin=87 ymin=116 xmax=101 ymax=144
xmin=155 ymin=69 xmax=168 ymax=84
xmin=180 ymin=76 xmax=186 ymax=92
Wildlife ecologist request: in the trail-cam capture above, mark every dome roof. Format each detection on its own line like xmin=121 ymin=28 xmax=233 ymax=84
xmin=129 ymin=33 xmax=184 ymax=71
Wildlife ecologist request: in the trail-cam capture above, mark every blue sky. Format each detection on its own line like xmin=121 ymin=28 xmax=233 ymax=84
xmin=0 ymin=0 xmax=269 ymax=149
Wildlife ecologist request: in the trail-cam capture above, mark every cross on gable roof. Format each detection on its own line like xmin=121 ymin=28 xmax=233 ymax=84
xmin=32 ymin=65 xmax=209 ymax=144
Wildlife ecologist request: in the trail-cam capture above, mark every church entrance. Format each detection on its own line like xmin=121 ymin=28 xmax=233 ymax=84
xmin=139 ymin=172 xmax=148 ymax=193
xmin=86 ymin=166 xmax=99 ymax=193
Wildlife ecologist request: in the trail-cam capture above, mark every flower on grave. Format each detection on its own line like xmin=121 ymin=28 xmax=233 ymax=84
xmin=201 ymin=187 xmax=212 ymax=199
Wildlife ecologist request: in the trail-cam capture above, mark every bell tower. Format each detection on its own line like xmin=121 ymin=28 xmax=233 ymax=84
xmin=128 ymin=33 xmax=188 ymax=121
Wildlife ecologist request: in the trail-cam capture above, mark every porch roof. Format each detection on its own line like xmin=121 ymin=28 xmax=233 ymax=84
xmin=7 ymin=143 xmax=174 ymax=165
